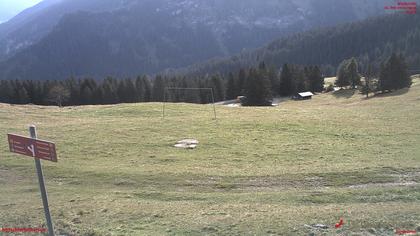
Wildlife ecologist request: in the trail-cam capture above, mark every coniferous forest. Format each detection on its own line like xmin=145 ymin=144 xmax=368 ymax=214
xmin=0 ymin=62 xmax=325 ymax=106
xmin=0 ymin=12 xmax=417 ymax=107
xmin=0 ymin=52 xmax=412 ymax=107
xmin=178 ymin=13 xmax=420 ymax=78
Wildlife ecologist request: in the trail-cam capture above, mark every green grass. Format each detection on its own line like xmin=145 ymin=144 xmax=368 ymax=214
xmin=1 ymin=77 xmax=420 ymax=235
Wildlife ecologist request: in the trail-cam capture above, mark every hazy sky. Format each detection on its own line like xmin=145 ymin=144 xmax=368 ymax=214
xmin=0 ymin=0 xmax=43 ymax=23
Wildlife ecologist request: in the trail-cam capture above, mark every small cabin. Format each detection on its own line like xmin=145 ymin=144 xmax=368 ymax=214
xmin=293 ymin=92 xmax=314 ymax=100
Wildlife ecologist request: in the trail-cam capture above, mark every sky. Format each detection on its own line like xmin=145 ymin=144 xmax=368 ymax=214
xmin=0 ymin=0 xmax=43 ymax=23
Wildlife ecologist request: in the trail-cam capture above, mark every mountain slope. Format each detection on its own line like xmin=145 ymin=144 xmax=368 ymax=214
xmin=177 ymin=12 xmax=420 ymax=77
xmin=0 ymin=0 xmax=389 ymax=80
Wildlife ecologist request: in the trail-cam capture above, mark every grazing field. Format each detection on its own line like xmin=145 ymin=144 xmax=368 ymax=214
xmin=1 ymin=77 xmax=420 ymax=235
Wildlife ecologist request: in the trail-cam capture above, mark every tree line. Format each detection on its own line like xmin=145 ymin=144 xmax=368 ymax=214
xmin=335 ymin=53 xmax=412 ymax=98
xmin=0 ymin=53 xmax=412 ymax=106
xmin=0 ymin=61 xmax=324 ymax=107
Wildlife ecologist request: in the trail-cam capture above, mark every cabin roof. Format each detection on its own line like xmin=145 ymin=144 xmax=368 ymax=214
xmin=298 ymin=92 xmax=314 ymax=97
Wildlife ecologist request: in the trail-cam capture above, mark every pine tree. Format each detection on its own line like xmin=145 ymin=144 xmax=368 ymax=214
xmin=348 ymin=58 xmax=361 ymax=89
xmin=308 ymin=66 xmax=324 ymax=93
xmin=142 ymin=76 xmax=152 ymax=102
xmin=65 ymin=77 xmax=80 ymax=105
xmin=152 ymin=75 xmax=165 ymax=102
xmin=267 ymin=66 xmax=279 ymax=96
xmin=198 ymin=79 xmax=208 ymax=104
xmin=237 ymin=69 xmax=246 ymax=96
xmin=92 ymin=86 xmax=104 ymax=104
xmin=102 ymin=77 xmax=119 ymax=104
xmin=279 ymin=64 xmax=294 ymax=96
xmin=10 ymin=80 xmax=29 ymax=104
xmin=18 ymin=87 xmax=30 ymax=104
xmin=117 ymin=80 xmax=127 ymax=103
xmin=211 ymin=74 xmax=225 ymax=101
xmin=23 ymin=80 xmax=36 ymax=104
xmin=294 ymin=68 xmax=307 ymax=93
xmin=33 ymin=81 xmax=44 ymax=105
xmin=124 ymin=79 xmax=137 ymax=103
xmin=80 ymin=85 xmax=93 ymax=105
xmin=0 ymin=80 xmax=12 ymax=103
xmin=226 ymin=72 xmax=236 ymax=100
xmin=243 ymin=68 xmax=272 ymax=106
xmin=336 ymin=59 xmax=351 ymax=87
xmin=379 ymin=53 xmax=411 ymax=92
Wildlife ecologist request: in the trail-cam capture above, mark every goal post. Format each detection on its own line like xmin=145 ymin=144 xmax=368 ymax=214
xmin=162 ymin=87 xmax=217 ymax=120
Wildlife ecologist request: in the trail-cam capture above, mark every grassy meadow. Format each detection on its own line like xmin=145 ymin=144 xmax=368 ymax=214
xmin=1 ymin=76 xmax=420 ymax=235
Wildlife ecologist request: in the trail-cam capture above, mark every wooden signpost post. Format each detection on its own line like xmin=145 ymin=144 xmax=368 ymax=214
xmin=7 ymin=125 xmax=56 ymax=236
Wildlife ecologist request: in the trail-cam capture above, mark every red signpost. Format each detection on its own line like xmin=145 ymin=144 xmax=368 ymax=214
xmin=6 ymin=126 xmax=56 ymax=236
xmin=7 ymin=134 xmax=57 ymax=162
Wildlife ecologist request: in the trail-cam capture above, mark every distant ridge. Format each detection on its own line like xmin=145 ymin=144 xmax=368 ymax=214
xmin=0 ymin=0 xmax=387 ymax=80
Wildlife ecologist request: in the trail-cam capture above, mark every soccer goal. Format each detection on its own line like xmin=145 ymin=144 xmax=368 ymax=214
xmin=162 ymin=87 xmax=217 ymax=120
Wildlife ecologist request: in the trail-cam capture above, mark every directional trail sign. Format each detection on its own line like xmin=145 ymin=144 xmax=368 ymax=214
xmin=7 ymin=134 xmax=57 ymax=162
xmin=6 ymin=126 xmax=56 ymax=236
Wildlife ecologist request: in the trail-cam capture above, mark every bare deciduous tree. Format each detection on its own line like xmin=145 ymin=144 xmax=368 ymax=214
xmin=48 ymin=85 xmax=70 ymax=107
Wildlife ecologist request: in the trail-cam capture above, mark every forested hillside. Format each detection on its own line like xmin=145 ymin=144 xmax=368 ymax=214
xmin=178 ymin=13 xmax=420 ymax=77
xmin=0 ymin=0 xmax=387 ymax=80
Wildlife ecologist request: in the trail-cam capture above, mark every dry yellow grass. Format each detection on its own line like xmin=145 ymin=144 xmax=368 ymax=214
xmin=0 ymin=77 xmax=419 ymax=235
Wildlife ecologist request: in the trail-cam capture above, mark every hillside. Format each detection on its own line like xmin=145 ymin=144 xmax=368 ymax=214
xmin=0 ymin=0 xmax=388 ymax=80
xmin=0 ymin=76 xmax=419 ymax=235
xmin=178 ymin=12 xmax=420 ymax=77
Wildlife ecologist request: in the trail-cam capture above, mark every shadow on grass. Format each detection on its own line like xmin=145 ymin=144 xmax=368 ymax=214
xmin=332 ymin=89 xmax=356 ymax=99
xmin=361 ymin=88 xmax=411 ymax=100
xmin=373 ymin=88 xmax=410 ymax=98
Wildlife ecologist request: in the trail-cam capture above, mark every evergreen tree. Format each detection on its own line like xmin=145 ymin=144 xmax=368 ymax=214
xmin=210 ymin=74 xmax=225 ymax=101
xmin=279 ymin=64 xmax=294 ymax=96
xmin=33 ymin=81 xmax=45 ymax=105
xmin=80 ymin=85 xmax=93 ymax=105
xmin=237 ymin=69 xmax=246 ymax=96
xmin=0 ymin=80 xmax=12 ymax=103
xmin=92 ymin=86 xmax=104 ymax=105
xmin=379 ymin=53 xmax=411 ymax=92
xmin=136 ymin=76 xmax=152 ymax=102
xmin=142 ymin=76 xmax=152 ymax=102
xmin=41 ymin=80 xmax=53 ymax=105
xmin=243 ymin=68 xmax=272 ymax=106
xmin=79 ymin=79 xmax=96 ymax=105
xmin=102 ymin=77 xmax=119 ymax=104
xmin=18 ymin=87 xmax=30 ymax=104
xmin=65 ymin=77 xmax=80 ymax=106
xmin=294 ymin=68 xmax=307 ymax=93
xmin=198 ymin=79 xmax=208 ymax=104
xmin=23 ymin=80 xmax=36 ymax=104
xmin=10 ymin=80 xmax=30 ymax=104
xmin=152 ymin=75 xmax=165 ymax=102
xmin=308 ymin=66 xmax=324 ymax=93
xmin=336 ymin=59 xmax=351 ymax=87
xmin=135 ymin=76 xmax=145 ymax=102
xmin=267 ymin=66 xmax=279 ymax=95
xmin=226 ymin=72 xmax=236 ymax=100
xmin=348 ymin=58 xmax=361 ymax=89
xmin=117 ymin=79 xmax=127 ymax=103
xmin=124 ymin=79 xmax=137 ymax=103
